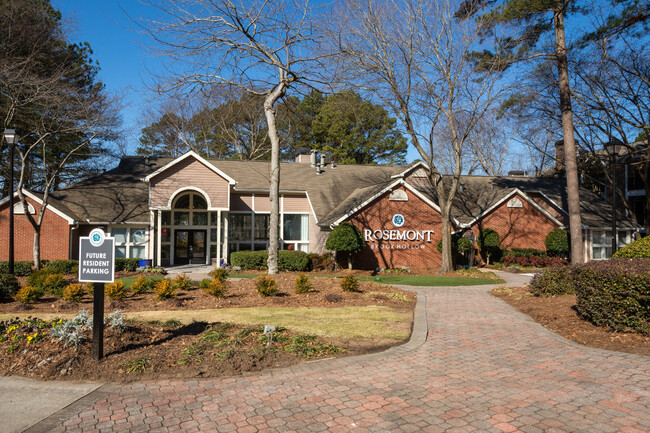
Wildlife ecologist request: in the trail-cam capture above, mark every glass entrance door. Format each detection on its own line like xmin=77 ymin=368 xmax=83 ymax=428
xmin=174 ymin=230 xmax=207 ymax=265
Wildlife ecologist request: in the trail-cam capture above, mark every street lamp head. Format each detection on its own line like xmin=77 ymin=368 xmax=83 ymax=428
xmin=604 ymin=139 xmax=623 ymax=157
xmin=3 ymin=129 xmax=19 ymax=145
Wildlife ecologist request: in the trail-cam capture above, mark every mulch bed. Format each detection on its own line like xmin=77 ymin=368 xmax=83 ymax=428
xmin=2 ymin=273 xmax=415 ymax=314
xmin=490 ymin=286 xmax=650 ymax=357
xmin=0 ymin=319 xmax=345 ymax=382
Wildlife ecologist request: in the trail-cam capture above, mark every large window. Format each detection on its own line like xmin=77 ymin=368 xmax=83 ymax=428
xmin=111 ymin=226 xmax=148 ymax=259
xmin=591 ymin=230 xmax=632 ymax=259
xmin=283 ymin=214 xmax=309 ymax=252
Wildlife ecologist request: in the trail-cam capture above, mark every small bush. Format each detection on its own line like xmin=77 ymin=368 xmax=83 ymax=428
xmin=545 ymin=228 xmax=569 ymax=258
xmin=105 ymin=280 xmax=127 ymax=301
xmin=173 ymin=273 xmax=192 ymax=291
xmin=0 ymin=274 xmax=20 ymax=301
xmin=44 ymin=260 xmax=79 ymax=275
xmin=154 ymin=278 xmax=177 ymax=300
xmin=573 ymin=259 xmax=650 ymax=334
xmin=436 ymin=234 xmax=473 ymax=255
xmin=49 ymin=309 xmax=93 ymax=349
xmin=0 ymin=261 xmax=33 ymax=276
xmin=209 ymin=267 xmax=229 ymax=281
xmin=130 ymin=275 xmax=152 ymax=295
xmin=115 ymin=258 xmax=140 ymax=272
xmin=477 ymin=228 xmax=501 ymax=264
xmin=613 ymin=236 xmax=650 ymax=258
xmin=230 ymin=250 xmax=311 ymax=271
xmin=26 ymin=269 xmax=54 ymax=290
xmin=255 ymin=276 xmax=278 ymax=297
xmin=203 ymin=278 xmax=227 ymax=297
xmin=294 ymin=274 xmax=313 ymax=294
xmin=198 ymin=278 xmax=211 ymax=290
xmin=528 ymin=267 xmax=574 ymax=296
xmin=42 ymin=273 xmax=67 ymax=297
xmin=326 ymin=222 xmax=365 ymax=269
xmin=84 ymin=282 xmax=95 ymax=297
xmin=13 ymin=285 xmax=43 ymax=304
xmin=62 ymin=283 xmax=85 ymax=302
xmin=308 ymin=253 xmax=335 ymax=271
xmin=341 ymin=275 xmax=360 ymax=292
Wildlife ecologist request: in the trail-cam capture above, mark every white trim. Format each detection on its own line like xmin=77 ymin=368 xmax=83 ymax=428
xmin=305 ymin=192 xmax=319 ymax=225
xmin=13 ymin=202 xmax=36 ymax=214
xmin=143 ymin=150 xmax=236 ymax=184
xmin=464 ymin=189 xmax=564 ymax=228
xmin=0 ymin=190 xmax=75 ymax=224
xmin=390 ymin=161 xmax=429 ymax=179
xmin=168 ymin=187 xmax=213 ymax=209
xmin=328 ymin=179 xmax=449 ymax=228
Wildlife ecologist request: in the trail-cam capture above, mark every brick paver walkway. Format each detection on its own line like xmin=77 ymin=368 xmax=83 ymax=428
xmin=48 ymin=273 xmax=649 ymax=433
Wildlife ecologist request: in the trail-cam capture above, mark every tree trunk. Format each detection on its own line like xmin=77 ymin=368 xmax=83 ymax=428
xmin=33 ymin=226 xmax=41 ymax=270
xmin=264 ymin=84 xmax=287 ymax=275
xmin=439 ymin=204 xmax=454 ymax=274
xmin=554 ymin=8 xmax=585 ymax=265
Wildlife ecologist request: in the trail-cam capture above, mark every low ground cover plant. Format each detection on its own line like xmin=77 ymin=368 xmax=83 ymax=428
xmin=13 ymin=285 xmax=44 ymax=304
xmin=528 ymin=266 xmax=574 ymax=296
xmin=130 ymin=275 xmax=153 ymax=295
xmin=0 ymin=273 xmax=20 ymax=301
xmin=503 ymin=255 xmax=568 ymax=268
xmin=153 ymin=278 xmax=177 ymax=300
xmin=255 ymin=276 xmax=278 ymax=296
xmin=105 ymin=280 xmax=127 ymax=301
xmin=294 ymin=274 xmax=313 ymax=294
xmin=62 ymin=283 xmax=85 ymax=303
xmin=341 ymin=275 xmax=360 ymax=292
xmin=572 ymin=259 xmax=650 ymax=334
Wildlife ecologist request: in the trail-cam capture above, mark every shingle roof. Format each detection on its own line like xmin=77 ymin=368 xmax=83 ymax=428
xmin=49 ymin=155 xmax=641 ymax=230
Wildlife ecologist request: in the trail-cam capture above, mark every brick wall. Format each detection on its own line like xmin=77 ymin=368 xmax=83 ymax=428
xmin=347 ymin=186 xmax=445 ymax=269
xmin=0 ymin=196 xmax=71 ymax=262
xmin=470 ymin=193 xmax=560 ymax=251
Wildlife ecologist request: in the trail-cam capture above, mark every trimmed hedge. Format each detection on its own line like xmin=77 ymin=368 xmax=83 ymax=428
xmin=501 ymin=248 xmax=547 ymax=258
xmin=529 ymin=266 xmax=574 ymax=296
xmin=545 ymin=228 xmax=569 ymax=258
xmin=230 ymin=250 xmax=311 ymax=271
xmin=613 ymin=236 xmax=650 ymax=258
xmin=503 ymin=255 xmax=568 ymax=268
xmin=44 ymin=260 xmax=79 ymax=274
xmin=115 ymin=258 xmax=140 ymax=272
xmin=573 ymin=259 xmax=650 ymax=334
xmin=0 ymin=261 xmax=33 ymax=276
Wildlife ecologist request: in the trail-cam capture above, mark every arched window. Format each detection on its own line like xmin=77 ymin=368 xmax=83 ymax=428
xmin=172 ymin=192 xmax=209 ymax=226
xmin=14 ymin=202 xmax=36 ymax=215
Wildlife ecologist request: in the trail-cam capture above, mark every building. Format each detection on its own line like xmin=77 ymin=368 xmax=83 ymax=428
xmin=0 ymin=150 xmax=642 ymax=269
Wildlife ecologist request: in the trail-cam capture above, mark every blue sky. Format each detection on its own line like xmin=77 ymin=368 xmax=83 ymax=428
xmin=53 ymin=1 xmax=158 ymax=155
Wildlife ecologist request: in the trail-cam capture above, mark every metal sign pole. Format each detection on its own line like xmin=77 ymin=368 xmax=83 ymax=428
xmin=92 ymin=282 xmax=105 ymax=360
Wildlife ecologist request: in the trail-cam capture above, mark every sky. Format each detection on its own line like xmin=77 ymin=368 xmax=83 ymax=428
xmin=53 ymin=1 xmax=160 ymax=155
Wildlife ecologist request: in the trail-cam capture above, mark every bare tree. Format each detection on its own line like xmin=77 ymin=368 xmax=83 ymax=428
xmin=332 ymin=0 xmax=509 ymax=273
xmin=138 ymin=0 xmax=332 ymax=274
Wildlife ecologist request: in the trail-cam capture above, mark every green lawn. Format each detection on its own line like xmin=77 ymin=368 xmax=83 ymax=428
xmin=316 ymin=274 xmax=503 ymax=286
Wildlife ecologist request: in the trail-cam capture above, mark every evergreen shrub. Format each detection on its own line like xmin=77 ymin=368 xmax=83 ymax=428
xmin=0 ymin=261 xmax=33 ymax=276
xmin=13 ymin=286 xmax=43 ymax=304
xmin=130 ymin=275 xmax=153 ymax=295
xmin=294 ymin=274 xmax=313 ymax=294
xmin=115 ymin=258 xmax=140 ymax=272
xmin=612 ymin=236 xmax=650 ymax=258
xmin=154 ymin=278 xmax=177 ymax=300
xmin=106 ymin=280 xmax=127 ymax=301
xmin=545 ymin=229 xmax=569 ymax=258
xmin=44 ymin=260 xmax=79 ymax=274
xmin=528 ymin=266 xmax=574 ymax=296
xmin=230 ymin=250 xmax=310 ymax=271
xmin=42 ymin=273 xmax=67 ymax=297
xmin=0 ymin=274 xmax=20 ymax=301
xmin=255 ymin=276 xmax=278 ymax=296
xmin=341 ymin=275 xmax=360 ymax=292
xmin=62 ymin=283 xmax=85 ymax=302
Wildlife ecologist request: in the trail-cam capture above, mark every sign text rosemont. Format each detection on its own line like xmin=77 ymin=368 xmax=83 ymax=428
xmin=364 ymin=229 xmax=435 ymax=242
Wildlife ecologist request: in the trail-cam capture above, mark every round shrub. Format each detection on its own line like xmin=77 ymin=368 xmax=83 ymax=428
xmin=528 ymin=267 xmax=574 ymax=296
xmin=130 ymin=275 xmax=153 ymax=295
xmin=13 ymin=285 xmax=44 ymax=304
xmin=173 ymin=273 xmax=192 ymax=291
xmin=545 ymin=228 xmax=569 ymax=258
xmin=436 ymin=235 xmax=473 ymax=255
xmin=26 ymin=269 xmax=54 ymax=290
xmin=255 ymin=276 xmax=278 ymax=297
xmin=613 ymin=236 xmax=650 ymax=258
xmin=0 ymin=274 xmax=20 ymax=301
xmin=326 ymin=222 xmax=365 ymax=270
xmin=294 ymin=274 xmax=313 ymax=294
xmin=209 ymin=267 xmax=229 ymax=281
xmin=477 ymin=228 xmax=501 ymax=264
xmin=154 ymin=278 xmax=177 ymax=300
xmin=203 ymin=278 xmax=227 ymax=297
xmin=62 ymin=283 xmax=85 ymax=303
xmin=341 ymin=275 xmax=360 ymax=292
xmin=42 ymin=273 xmax=67 ymax=298
xmin=106 ymin=280 xmax=127 ymax=301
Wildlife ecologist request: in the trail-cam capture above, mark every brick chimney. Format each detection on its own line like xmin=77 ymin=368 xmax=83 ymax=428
xmin=294 ymin=147 xmax=312 ymax=163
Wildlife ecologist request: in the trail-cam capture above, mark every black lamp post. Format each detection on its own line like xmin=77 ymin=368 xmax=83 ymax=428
xmin=605 ymin=141 xmax=622 ymax=256
xmin=3 ymin=129 xmax=18 ymax=275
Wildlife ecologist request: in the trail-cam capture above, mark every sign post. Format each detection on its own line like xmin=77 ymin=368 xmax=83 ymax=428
xmin=78 ymin=228 xmax=115 ymax=360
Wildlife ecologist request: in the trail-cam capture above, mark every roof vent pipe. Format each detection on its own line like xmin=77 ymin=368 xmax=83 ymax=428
xmin=331 ymin=156 xmax=337 ymax=169
xmin=310 ymin=150 xmax=317 ymax=168
xmin=320 ymin=153 xmax=326 ymax=167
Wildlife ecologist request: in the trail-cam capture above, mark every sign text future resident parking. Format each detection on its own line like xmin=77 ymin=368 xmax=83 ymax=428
xmin=79 ymin=228 xmax=115 ymax=283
